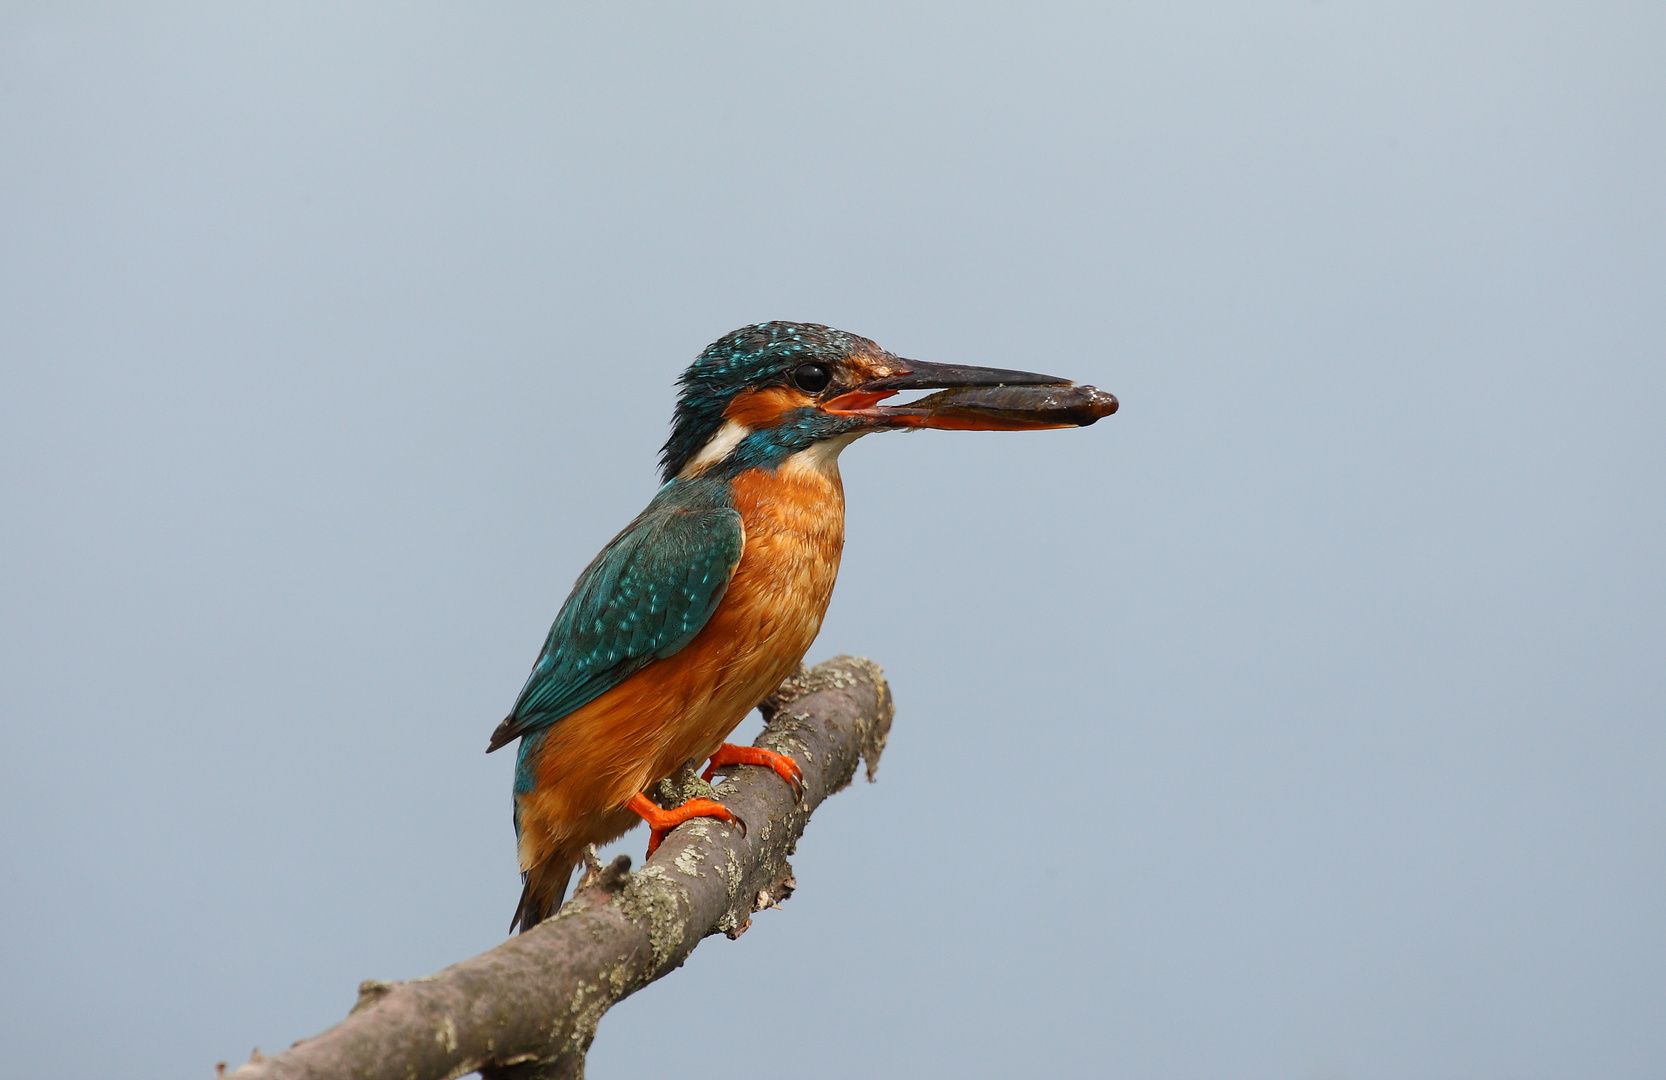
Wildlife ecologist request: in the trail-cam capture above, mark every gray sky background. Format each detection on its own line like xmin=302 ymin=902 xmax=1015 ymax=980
xmin=2 ymin=4 xmax=1662 ymax=1078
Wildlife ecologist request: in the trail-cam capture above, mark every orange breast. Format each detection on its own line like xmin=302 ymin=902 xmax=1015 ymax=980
xmin=514 ymin=452 xmax=848 ymax=871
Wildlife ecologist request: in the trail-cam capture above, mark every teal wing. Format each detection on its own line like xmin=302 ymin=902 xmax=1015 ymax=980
xmin=487 ymin=500 xmax=744 ymax=754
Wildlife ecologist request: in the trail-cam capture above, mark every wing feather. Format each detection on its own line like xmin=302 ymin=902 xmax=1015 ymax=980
xmin=487 ymin=495 xmax=743 ymax=752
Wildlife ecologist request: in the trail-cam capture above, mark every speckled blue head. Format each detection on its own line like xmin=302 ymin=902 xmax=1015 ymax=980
xmin=658 ymin=322 xmax=893 ymax=481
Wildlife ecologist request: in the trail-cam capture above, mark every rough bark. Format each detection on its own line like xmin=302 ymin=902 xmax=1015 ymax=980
xmin=222 ymin=655 xmax=893 ymax=1080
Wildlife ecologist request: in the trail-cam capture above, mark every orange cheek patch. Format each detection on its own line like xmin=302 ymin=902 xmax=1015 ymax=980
xmin=723 ymin=385 xmax=815 ymax=427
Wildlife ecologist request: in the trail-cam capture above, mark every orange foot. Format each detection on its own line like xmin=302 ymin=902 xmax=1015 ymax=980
xmin=701 ymin=743 xmax=804 ymax=800
xmin=626 ymin=792 xmax=744 ymax=858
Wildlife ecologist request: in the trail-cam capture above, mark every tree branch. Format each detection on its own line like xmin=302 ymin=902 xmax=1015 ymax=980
xmin=223 ymin=655 xmax=894 ymax=1080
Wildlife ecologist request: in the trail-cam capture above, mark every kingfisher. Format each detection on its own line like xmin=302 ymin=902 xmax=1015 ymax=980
xmin=488 ymin=321 xmax=1110 ymax=931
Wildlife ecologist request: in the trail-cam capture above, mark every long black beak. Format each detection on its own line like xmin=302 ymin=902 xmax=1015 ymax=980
xmin=825 ymin=357 xmax=1116 ymax=431
xmin=858 ymin=358 xmax=1071 ymax=392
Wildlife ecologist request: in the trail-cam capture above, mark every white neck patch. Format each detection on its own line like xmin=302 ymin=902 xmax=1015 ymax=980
xmin=679 ymin=419 xmax=752 ymax=478
xmin=781 ymin=431 xmax=864 ymax=482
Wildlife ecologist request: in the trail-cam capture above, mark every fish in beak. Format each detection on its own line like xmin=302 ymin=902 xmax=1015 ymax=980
xmin=826 ymin=359 xmax=1118 ymax=430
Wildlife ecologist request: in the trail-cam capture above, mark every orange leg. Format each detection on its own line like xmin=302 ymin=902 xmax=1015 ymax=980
xmin=626 ymin=792 xmax=744 ymax=857
xmin=701 ymin=743 xmax=804 ymax=799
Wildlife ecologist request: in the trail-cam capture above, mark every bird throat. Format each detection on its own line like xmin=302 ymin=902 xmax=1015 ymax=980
xmin=679 ymin=421 xmax=864 ymax=482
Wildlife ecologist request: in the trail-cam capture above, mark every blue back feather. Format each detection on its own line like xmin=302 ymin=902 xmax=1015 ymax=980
xmin=497 ymin=477 xmax=744 ymax=786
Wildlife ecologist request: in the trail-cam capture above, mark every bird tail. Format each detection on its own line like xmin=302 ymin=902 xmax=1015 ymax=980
xmin=510 ymin=851 xmax=579 ymax=934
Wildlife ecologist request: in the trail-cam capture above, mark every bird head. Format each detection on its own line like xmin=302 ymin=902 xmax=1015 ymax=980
xmin=660 ymin=321 xmax=1077 ymax=481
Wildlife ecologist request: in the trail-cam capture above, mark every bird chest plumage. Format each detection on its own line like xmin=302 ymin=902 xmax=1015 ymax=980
xmin=700 ymin=442 xmax=851 ymax=731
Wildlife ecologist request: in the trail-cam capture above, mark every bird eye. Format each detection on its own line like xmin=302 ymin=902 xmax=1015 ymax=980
xmin=792 ymin=362 xmax=832 ymax=393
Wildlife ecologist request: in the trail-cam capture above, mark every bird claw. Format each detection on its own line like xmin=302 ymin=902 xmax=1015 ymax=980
xmin=627 ymin=793 xmax=744 ymax=857
xmin=701 ymin=743 xmax=804 ymax=801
